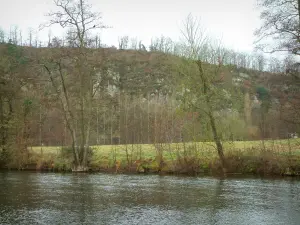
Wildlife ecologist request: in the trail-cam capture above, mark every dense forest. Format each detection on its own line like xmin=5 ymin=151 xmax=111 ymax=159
xmin=0 ymin=0 xmax=299 ymax=173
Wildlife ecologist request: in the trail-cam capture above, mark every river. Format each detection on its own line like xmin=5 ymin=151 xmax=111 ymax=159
xmin=0 ymin=172 xmax=299 ymax=225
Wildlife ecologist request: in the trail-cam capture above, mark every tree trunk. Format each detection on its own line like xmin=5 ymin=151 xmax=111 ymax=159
xmin=119 ymin=91 xmax=121 ymax=145
xmin=298 ymin=0 xmax=300 ymax=31
xmin=147 ymin=92 xmax=150 ymax=144
xmin=110 ymin=105 xmax=113 ymax=145
xmin=39 ymin=97 xmax=43 ymax=156
xmin=244 ymin=91 xmax=252 ymax=126
xmin=208 ymin=109 xmax=226 ymax=171
xmin=96 ymin=106 xmax=99 ymax=145
xmin=103 ymin=106 xmax=106 ymax=145
xmin=196 ymin=60 xmax=226 ymax=172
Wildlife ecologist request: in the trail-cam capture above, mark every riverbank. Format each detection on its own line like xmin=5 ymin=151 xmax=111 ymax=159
xmin=1 ymin=139 xmax=300 ymax=177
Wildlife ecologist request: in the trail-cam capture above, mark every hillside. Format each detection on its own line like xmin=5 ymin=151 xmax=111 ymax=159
xmin=0 ymin=43 xmax=299 ymax=172
xmin=1 ymin=43 xmax=299 ymax=145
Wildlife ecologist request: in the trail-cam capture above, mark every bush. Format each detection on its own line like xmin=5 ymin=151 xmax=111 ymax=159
xmin=174 ymin=145 xmax=202 ymax=174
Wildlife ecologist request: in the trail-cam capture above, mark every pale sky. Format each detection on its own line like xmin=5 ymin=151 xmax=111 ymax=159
xmin=0 ymin=0 xmax=262 ymax=53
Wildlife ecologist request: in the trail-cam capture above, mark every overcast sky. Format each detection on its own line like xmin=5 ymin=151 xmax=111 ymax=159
xmin=0 ymin=0 xmax=262 ymax=53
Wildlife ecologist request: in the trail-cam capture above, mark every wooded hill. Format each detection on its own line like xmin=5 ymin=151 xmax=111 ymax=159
xmin=0 ymin=43 xmax=299 ymax=165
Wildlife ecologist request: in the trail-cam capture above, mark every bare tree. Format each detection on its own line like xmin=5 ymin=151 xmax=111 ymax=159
xmin=269 ymin=56 xmax=284 ymax=72
xmin=51 ymin=36 xmax=63 ymax=47
xmin=118 ymin=36 xmax=129 ymax=49
xmin=180 ymin=14 xmax=208 ymax=58
xmin=130 ymin=37 xmax=138 ymax=49
xmin=41 ymin=0 xmax=108 ymax=171
xmin=0 ymin=28 xmax=5 ymax=43
xmin=149 ymin=36 xmax=174 ymax=53
xmin=257 ymin=53 xmax=266 ymax=71
xmin=179 ymin=13 xmax=227 ymax=172
xmin=255 ymin=0 xmax=300 ymax=55
xmin=149 ymin=38 xmax=159 ymax=51
xmin=34 ymin=32 xmax=39 ymax=47
xmin=95 ymin=34 xmax=101 ymax=48
xmin=40 ymin=0 xmax=107 ymax=48
xmin=19 ymin=30 xmax=23 ymax=46
xmin=28 ymin=28 xmax=34 ymax=47
xmin=48 ymin=30 xmax=52 ymax=47
xmin=11 ymin=26 xmax=18 ymax=45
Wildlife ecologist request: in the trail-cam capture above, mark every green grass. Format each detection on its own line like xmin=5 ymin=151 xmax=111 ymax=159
xmin=29 ymin=139 xmax=300 ymax=170
xmin=30 ymin=138 xmax=300 ymax=157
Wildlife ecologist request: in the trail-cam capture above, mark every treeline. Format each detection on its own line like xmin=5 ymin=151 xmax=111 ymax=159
xmin=0 ymin=25 xmax=294 ymax=73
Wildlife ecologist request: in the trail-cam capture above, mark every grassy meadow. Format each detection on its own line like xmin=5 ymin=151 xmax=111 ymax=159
xmin=25 ymin=138 xmax=300 ymax=176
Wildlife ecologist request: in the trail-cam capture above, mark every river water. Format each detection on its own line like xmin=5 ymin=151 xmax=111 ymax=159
xmin=0 ymin=172 xmax=299 ymax=225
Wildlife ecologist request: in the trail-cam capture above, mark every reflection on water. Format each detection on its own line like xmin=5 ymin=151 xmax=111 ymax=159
xmin=0 ymin=172 xmax=300 ymax=225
